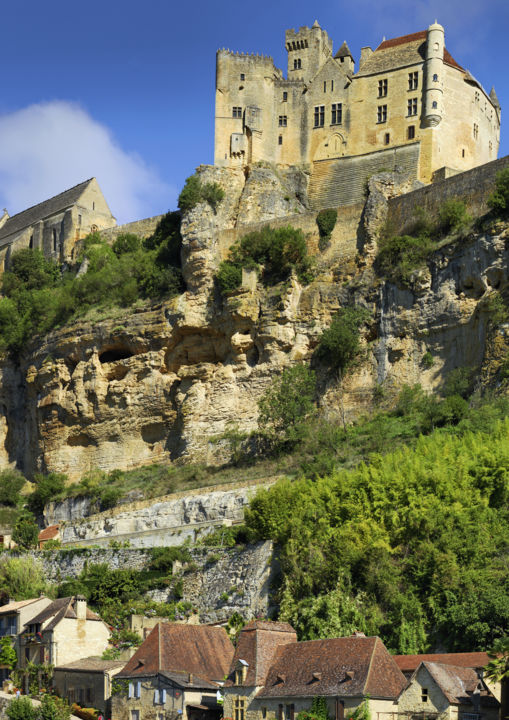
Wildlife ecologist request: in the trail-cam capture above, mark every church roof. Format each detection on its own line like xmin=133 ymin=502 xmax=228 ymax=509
xmin=355 ymin=29 xmax=463 ymax=77
xmin=335 ymin=41 xmax=353 ymax=60
xmin=0 ymin=178 xmax=95 ymax=243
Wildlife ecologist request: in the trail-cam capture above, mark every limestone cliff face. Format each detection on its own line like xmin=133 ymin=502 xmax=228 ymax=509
xmin=0 ymin=165 xmax=507 ymax=479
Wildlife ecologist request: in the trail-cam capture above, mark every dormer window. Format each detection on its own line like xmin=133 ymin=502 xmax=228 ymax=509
xmin=312 ymin=672 xmax=322 ymax=681
xmin=235 ymin=669 xmax=243 ymax=685
xmin=277 ymin=673 xmax=286 ymax=684
xmin=235 ymin=659 xmax=248 ymax=684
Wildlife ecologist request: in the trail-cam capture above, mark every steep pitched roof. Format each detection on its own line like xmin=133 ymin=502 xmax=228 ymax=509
xmin=0 ymin=179 xmax=94 ymax=242
xmin=393 ymin=652 xmax=490 ymax=673
xmin=0 ymin=598 xmax=46 ymax=614
xmin=119 ymin=623 xmax=234 ymax=683
xmin=355 ymin=30 xmax=462 ymax=77
xmin=26 ymin=596 xmax=102 ymax=631
xmin=226 ymin=620 xmax=297 ymax=687
xmin=257 ymin=635 xmax=406 ymax=699
xmin=335 ymin=41 xmax=353 ymax=60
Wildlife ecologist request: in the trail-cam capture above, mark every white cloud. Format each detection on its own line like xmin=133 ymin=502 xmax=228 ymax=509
xmin=0 ymin=101 xmax=176 ymax=224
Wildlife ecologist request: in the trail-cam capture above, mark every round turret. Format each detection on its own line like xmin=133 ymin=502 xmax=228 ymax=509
xmin=423 ymin=21 xmax=444 ymax=127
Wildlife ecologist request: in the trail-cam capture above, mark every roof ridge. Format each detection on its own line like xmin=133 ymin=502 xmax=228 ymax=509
xmin=362 ymin=636 xmax=378 ymax=695
xmin=4 ymin=178 xmax=94 ymax=223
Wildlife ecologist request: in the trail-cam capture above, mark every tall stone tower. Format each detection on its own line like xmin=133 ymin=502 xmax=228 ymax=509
xmin=423 ymin=21 xmax=445 ymax=127
xmin=285 ymin=20 xmax=333 ymax=84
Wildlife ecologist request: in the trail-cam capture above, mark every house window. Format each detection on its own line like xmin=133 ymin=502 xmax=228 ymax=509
xmin=234 ymin=697 xmax=246 ymax=720
xmin=408 ymin=125 xmax=415 ymax=140
xmin=433 ymin=73 xmax=438 ymax=82
xmin=86 ymin=688 xmax=93 ymax=704
xmin=473 ymin=123 xmax=479 ymax=139
xmin=232 ymin=106 xmax=242 ymax=118
xmin=235 ymin=669 xmax=243 ymax=685
xmin=278 ymin=135 xmax=283 ymax=145
xmin=421 ymin=688 xmax=428 ymax=703
xmin=29 ymin=235 xmax=33 ymax=249
xmin=285 ymin=705 xmax=295 ymax=720
xmin=378 ymin=79 xmax=388 ymax=97
xmin=294 ymin=58 xmax=302 ymax=69
xmin=377 ymin=105 xmax=387 ymax=123
xmin=129 ymin=681 xmax=141 ymax=699
xmin=408 ymin=71 xmax=418 ymax=90
xmin=52 ymin=228 xmax=57 ymax=252
xmin=278 ymin=116 xmax=287 ymax=127
xmin=331 ymin=103 xmax=342 ymax=125
xmin=283 ymin=92 xmax=288 ymax=101
xmin=131 ymin=712 xmax=140 ymax=720
xmin=384 ymin=133 xmax=390 ymax=145
xmin=262 ymin=709 xmax=267 ymax=719
xmin=240 ymin=73 xmax=245 ymax=81
xmin=407 ymin=98 xmax=418 ymax=116
xmin=314 ymin=105 xmax=325 ymax=127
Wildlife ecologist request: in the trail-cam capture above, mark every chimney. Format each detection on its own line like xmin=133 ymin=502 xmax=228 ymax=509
xmin=359 ymin=47 xmax=373 ymax=68
xmin=188 ymin=673 xmax=193 ymax=684
xmin=75 ymin=595 xmax=87 ymax=620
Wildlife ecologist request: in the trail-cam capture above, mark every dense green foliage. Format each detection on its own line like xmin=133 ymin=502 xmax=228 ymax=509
xmin=12 ymin=513 xmax=39 ymax=549
xmin=0 ymin=636 xmax=17 ymax=669
xmin=0 ymin=556 xmax=48 ymax=601
xmin=39 ymin=694 xmax=71 ymax=720
xmin=488 ymin=168 xmax=509 ymax=216
xmin=0 ymin=469 xmax=25 ymax=507
xmin=316 ymin=209 xmax=338 ymax=249
xmin=0 ymin=215 xmax=184 ymax=353
xmin=216 ymin=225 xmax=313 ymax=293
xmin=297 ymin=697 xmax=331 ymax=720
xmin=6 ymin=697 xmax=38 ymax=720
xmin=178 ymin=174 xmax=225 ymax=214
xmin=245 ymin=415 xmax=509 ymax=652
xmin=27 ymin=473 xmax=66 ymax=515
xmin=438 ymin=199 xmax=471 ymax=234
xmin=317 ymin=306 xmax=371 ymax=372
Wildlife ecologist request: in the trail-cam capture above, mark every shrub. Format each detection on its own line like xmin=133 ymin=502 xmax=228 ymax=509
xmin=421 ymin=351 xmax=434 ymax=368
xmin=488 ymin=168 xmax=509 ymax=216
xmin=12 ymin=513 xmax=39 ymax=550
xmin=376 ymin=234 xmax=435 ymax=286
xmin=0 ymin=636 xmax=17 ymax=669
xmin=178 ymin=174 xmax=225 ymax=214
xmin=0 ymin=469 xmax=25 ymax=507
xmin=6 ymin=697 xmax=37 ymax=720
xmin=27 ymin=473 xmax=67 ymax=515
xmin=317 ymin=306 xmax=370 ymax=372
xmin=112 ymin=233 xmax=142 ymax=256
xmin=39 ymin=694 xmax=71 ymax=720
xmin=0 ymin=555 xmax=48 ymax=600
xmin=438 ymin=199 xmax=471 ymax=234
xmin=316 ymin=209 xmax=338 ymax=249
xmin=216 ymin=261 xmax=243 ymax=294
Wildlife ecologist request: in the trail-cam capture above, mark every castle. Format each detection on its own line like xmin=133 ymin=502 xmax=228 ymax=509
xmin=214 ymin=22 xmax=501 ymax=201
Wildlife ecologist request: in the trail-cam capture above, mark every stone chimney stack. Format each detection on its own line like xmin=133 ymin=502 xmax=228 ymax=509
xmin=75 ymin=595 xmax=87 ymax=620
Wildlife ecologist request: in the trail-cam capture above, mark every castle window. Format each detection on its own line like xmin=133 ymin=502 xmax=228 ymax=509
xmin=331 ymin=103 xmax=342 ymax=125
xmin=324 ymin=81 xmax=327 ymax=92
xmin=378 ymin=79 xmax=388 ymax=97
xmin=422 ymin=688 xmax=429 ymax=703
xmin=278 ymin=135 xmax=283 ymax=145
xmin=331 ymin=80 xmax=334 ymax=92
xmin=377 ymin=105 xmax=387 ymax=123
xmin=78 ymin=214 xmax=82 ymax=226
xmin=278 ymin=116 xmax=287 ymax=127
xmin=407 ymin=98 xmax=418 ymax=116
xmin=408 ymin=125 xmax=415 ymax=140
xmin=294 ymin=58 xmax=302 ymax=69
xmin=489 ymin=141 xmax=493 ymax=153
xmin=432 ymin=101 xmax=438 ymax=109
xmin=92 ymin=202 xmax=95 ymax=210
xmin=314 ymin=105 xmax=325 ymax=127
xmin=234 ymin=698 xmax=246 ymax=720
xmin=283 ymin=92 xmax=288 ymax=102
xmin=52 ymin=228 xmax=57 ymax=252
xmin=408 ymin=71 xmax=418 ymax=90
xmin=475 ymin=91 xmax=480 ymax=103
xmin=462 ymin=149 xmax=465 ymax=157
xmin=232 ymin=106 xmax=243 ymax=118
xmin=240 ymin=73 xmax=245 ymax=81
xmin=433 ymin=73 xmax=438 ymax=82
xmin=384 ymin=133 xmax=390 ymax=145
xmin=29 ymin=235 xmax=33 ymax=249
xmin=473 ymin=123 xmax=479 ymax=139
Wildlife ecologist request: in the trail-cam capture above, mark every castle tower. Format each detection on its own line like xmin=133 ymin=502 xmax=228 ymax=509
xmin=285 ymin=20 xmax=333 ymax=83
xmin=334 ymin=41 xmax=355 ymax=74
xmin=423 ymin=21 xmax=444 ymax=127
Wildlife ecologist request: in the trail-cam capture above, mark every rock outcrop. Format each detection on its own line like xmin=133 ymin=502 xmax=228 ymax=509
xmin=0 ymin=164 xmax=507 ymax=479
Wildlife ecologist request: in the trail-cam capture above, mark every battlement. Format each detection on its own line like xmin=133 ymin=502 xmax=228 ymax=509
xmin=217 ymin=49 xmax=275 ymax=64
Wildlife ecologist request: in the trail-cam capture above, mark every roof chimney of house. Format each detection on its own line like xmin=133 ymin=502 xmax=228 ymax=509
xmin=188 ymin=673 xmax=193 ymax=684
xmin=352 ymin=631 xmax=366 ymax=637
xmin=75 ymin=595 xmax=87 ymax=620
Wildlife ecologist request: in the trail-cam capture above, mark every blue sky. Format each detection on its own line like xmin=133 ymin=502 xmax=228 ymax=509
xmin=0 ymin=0 xmax=507 ymax=223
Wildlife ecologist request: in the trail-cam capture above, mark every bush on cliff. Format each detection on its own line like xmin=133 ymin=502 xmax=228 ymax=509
xmin=178 ymin=174 xmax=225 ymax=214
xmin=316 ymin=306 xmax=371 ymax=373
xmin=488 ymin=168 xmax=509 ymax=217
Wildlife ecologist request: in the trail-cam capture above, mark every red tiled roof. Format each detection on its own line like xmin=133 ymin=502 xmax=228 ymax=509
xmin=257 ymin=635 xmax=407 ymax=699
xmin=120 ymin=623 xmax=234 ymax=684
xmin=227 ymin=620 xmax=297 ymax=687
xmin=394 ymin=652 xmax=489 ymax=672
xmin=38 ymin=524 xmax=60 ymax=541
xmin=376 ymin=31 xmax=427 ymax=50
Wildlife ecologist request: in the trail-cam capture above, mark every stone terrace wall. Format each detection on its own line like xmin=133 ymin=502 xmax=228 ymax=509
xmin=101 ymin=214 xmax=164 ymax=242
xmin=388 ymin=154 xmax=509 ymax=235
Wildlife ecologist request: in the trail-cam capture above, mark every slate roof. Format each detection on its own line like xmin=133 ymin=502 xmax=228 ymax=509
xmin=226 ymin=620 xmax=297 ymax=687
xmin=335 ymin=41 xmax=353 ymax=60
xmin=0 ymin=179 xmax=94 ymax=242
xmin=26 ymin=596 xmax=102 ymax=631
xmin=119 ymin=623 xmax=234 ymax=684
xmin=257 ymin=635 xmax=407 ymax=699
xmin=393 ymin=652 xmax=490 ymax=673
xmin=356 ymin=30 xmax=463 ymax=77
xmin=55 ymin=656 xmax=125 ymax=672
xmin=0 ymin=598 xmax=45 ymax=614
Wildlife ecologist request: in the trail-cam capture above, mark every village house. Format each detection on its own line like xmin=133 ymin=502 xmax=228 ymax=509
xmin=0 ymin=597 xmax=53 ymax=680
xmin=0 ymin=178 xmax=116 ymax=269
xmin=18 ymin=596 xmax=110 ymax=669
xmin=38 ymin=524 xmax=60 ymax=549
xmin=112 ymin=622 xmax=234 ymax=720
xmin=53 ymin=656 xmax=125 ymax=714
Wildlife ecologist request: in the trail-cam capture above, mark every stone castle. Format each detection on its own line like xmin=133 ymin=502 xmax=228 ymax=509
xmin=214 ymin=21 xmax=501 ymax=199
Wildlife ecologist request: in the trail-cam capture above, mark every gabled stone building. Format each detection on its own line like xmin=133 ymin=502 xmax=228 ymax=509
xmin=215 ymin=22 xmax=501 ymax=204
xmin=0 ymin=178 xmax=116 ymax=269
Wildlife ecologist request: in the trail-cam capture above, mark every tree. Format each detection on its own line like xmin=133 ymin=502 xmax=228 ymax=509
xmin=6 ymin=697 xmax=37 ymax=720
xmin=12 ymin=514 xmax=39 ymax=550
xmin=27 ymin=473 xmax=67 ymax=515
xmin=0 ymin=556 xmax=48 ymax=599
xmin=317 ymin=306 xmax=370 ymax=373
xmin=0 ymin=469 xmax=25 ymax=506
xmin=0 ymin=637 xmax=17 ymax=670
xmin=486 ymin=637 xmax=509 ymax=720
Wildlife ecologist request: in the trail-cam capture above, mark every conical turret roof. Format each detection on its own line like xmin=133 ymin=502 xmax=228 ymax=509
xmin=335 ymin=40 xmax=353 ymax=59
xmin=312 ymin=19 xmax=321 ymax=28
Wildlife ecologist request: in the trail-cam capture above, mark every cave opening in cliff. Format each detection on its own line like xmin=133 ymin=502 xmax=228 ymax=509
xmin=99 ymin=348 xmax=134 ymax=363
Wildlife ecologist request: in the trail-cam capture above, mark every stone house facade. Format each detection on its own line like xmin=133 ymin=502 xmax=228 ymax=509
xmin=215 ymin=22 xmax=500 ymax=186
xmin=112 ymin=623 xmax=234 ymax=720
xmin=0 ymin=178 xmax=116 ymax=269
xmin=18 ymin=596 xmax=110 ymax=668
xmin=53 ymin=656 xmax=125 ymax=714
xmin=0 ymin=597 xmax=53 ymax=680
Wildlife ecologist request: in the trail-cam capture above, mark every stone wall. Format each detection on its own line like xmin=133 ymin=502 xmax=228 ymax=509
xmin=100 ymin=214 xmax=164 ymax=242
xmin=387 ymin=153 xmax=509 ymax=235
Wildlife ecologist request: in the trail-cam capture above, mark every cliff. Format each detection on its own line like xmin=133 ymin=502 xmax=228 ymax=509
xmin=0 ymin=162 xmax=507 ymax=479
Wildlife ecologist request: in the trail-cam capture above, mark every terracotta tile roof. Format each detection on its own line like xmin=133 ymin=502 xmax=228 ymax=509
xmin=376 ymin=31 xmax=427 ymax=50
xmin=0 ymin=598 xmax=45 ymax=614
xmin=119 ymin=623 xmax=234 ymax=684
xmin=55 ymin=656 xmax=125 ymax=672
xmin=226 ymin=620 xmax=297 ymax=687
xmin=26 ymin=597 xmax=102 ymax=631
xmin=393 ymin=652 xmax=490 ymax=673
xmin=38 ymin=524 xmax=60 ymax=541
xmin=420 ymin=662 xmax=481 ymax=704
xmin=257 ymin=635 xmax=406 ymax=699
xmin=0 ymin=179 xmax=94 ymax=242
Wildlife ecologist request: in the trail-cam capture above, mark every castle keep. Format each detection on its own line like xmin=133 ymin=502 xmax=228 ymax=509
xmin=215 ymin=22 xmax=501 ymax=202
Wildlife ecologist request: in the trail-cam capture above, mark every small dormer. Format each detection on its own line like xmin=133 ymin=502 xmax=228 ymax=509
xmin=235 ymin=659 xmax=249 ymax=685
